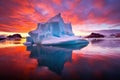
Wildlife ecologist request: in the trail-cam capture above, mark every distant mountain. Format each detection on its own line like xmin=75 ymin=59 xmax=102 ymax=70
xmin=86 ymin=33 xmax=105 ymax=38
xmin=7 ymin=34 xmax=22 ymax=40
xmin=93 ymin=29 xmax=120 ymax=36
xmin=0 ymin=35 xmax=6 ymax=40
xmin=110 ymin=33 xmax=120 ymax=38
xmin=0 ymin=34 xmax=22 ymax=41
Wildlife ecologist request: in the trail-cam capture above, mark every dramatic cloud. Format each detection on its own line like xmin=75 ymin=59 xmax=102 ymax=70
xmin=0 ymin=0 xmax=120 ymax=33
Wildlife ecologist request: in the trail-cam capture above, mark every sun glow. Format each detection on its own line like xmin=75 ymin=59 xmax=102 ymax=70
xmin=72 ymin=28 xmax=90 ymax=36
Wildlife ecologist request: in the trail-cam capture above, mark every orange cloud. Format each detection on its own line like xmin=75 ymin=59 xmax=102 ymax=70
xmin=0 ymin=0 xmax=120 ymax=33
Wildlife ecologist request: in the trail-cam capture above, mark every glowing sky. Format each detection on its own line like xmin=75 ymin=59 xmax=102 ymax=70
xmin=0 ymin=0 xmax=120 ymax=36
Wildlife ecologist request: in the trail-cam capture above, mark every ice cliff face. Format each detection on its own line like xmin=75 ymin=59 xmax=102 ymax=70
xmin=28 ymin=13 xmax=74 ymax=43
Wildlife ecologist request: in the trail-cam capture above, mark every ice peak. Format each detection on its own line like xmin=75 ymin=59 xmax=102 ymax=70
xmin=48 ymin=13 xmax=62 ymax=22
xmin=56 ymin=13 xmax=61 ymax=17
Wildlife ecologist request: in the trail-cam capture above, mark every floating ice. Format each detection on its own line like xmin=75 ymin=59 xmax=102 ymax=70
xmin=25 ymin=13 xmax=88 ymax=45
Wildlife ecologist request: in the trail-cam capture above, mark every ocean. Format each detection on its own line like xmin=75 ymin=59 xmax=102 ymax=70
xmin=0 ymin=38 xmax=120 ymax=80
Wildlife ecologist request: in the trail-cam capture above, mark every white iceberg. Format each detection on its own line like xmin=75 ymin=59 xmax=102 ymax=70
xmin=25 ymin=13 xmax=88 ymax=45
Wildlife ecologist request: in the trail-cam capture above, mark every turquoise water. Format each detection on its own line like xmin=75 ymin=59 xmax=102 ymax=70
xmin=0 ymin=38 xmax=120 ymax=80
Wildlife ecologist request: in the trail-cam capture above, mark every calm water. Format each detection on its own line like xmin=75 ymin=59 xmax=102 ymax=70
xmin=0 ymin=38 xmax=120 ymax=80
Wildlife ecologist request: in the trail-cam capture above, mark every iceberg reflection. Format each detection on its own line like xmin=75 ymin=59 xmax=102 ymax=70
xmin=27 ymin=44 xmax=88 ymax=75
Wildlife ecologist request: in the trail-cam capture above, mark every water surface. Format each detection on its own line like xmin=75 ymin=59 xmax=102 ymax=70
xmin=0 ymin=38 xmax=120 ymax=80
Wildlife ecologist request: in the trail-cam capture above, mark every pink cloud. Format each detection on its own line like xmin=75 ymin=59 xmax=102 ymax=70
xmin=0 ymin=0 xmax=120 ymax=33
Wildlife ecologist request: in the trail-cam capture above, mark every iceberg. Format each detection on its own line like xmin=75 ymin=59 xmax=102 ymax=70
xmin=25 ymin=13 xmax=88 ymax=45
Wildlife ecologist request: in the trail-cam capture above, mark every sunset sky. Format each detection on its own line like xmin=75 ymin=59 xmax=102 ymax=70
xmin=0 ymin=0 xmax=120 ymax=36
